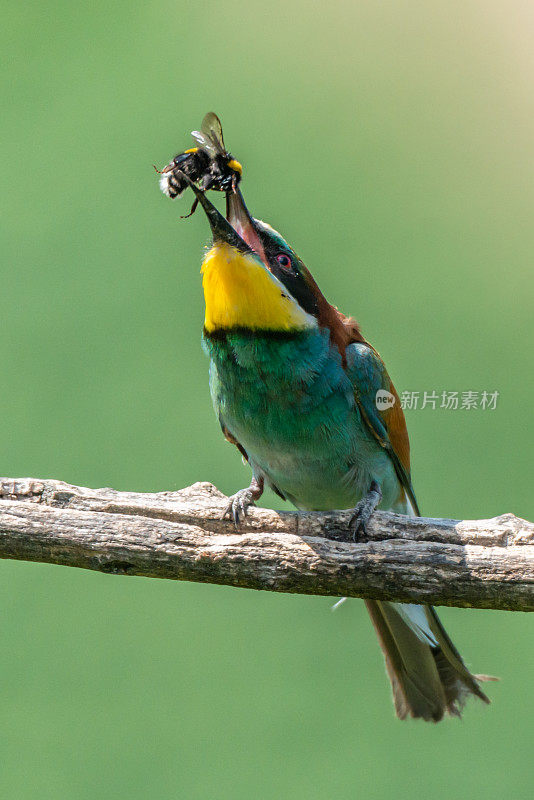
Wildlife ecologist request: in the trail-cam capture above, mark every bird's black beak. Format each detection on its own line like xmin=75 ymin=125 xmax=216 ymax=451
xmin=226 ymin=188 xmax=266 ymax=263
xmin=177 ymin=172 xmax=252 ymax=253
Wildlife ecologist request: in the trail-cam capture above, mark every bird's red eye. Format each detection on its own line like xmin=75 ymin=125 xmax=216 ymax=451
xmin=277 ymin=254 xmax=292 ymax=270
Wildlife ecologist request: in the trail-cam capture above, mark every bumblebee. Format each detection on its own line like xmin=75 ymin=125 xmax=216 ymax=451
xmin=157 ymin=113 xmax=242 ymax=214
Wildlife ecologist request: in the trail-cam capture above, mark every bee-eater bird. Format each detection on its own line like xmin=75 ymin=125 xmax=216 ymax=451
xmin=177 ymin=171 xmax=490 ymax=721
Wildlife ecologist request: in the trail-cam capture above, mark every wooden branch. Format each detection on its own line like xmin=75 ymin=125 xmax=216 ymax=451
xmin=0 ymin=477 xmax=532 ymax=611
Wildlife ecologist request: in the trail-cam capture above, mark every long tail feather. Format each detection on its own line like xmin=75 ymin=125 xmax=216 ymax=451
xmin=366 ymin=600 xmax=490 ymax=721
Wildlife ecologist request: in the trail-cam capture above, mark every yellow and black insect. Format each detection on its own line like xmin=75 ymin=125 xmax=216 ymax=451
xmin=156 ymin=112 xmax=242 ymax=216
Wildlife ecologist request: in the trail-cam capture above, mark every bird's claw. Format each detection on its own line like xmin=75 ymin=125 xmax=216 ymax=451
xmin=349 ymin=500 xmax=374 ymax=540
xmin=222 ymin=488 xmax=255 ymax=526
xmin=348 ymin=482 xmax=382 ymax=541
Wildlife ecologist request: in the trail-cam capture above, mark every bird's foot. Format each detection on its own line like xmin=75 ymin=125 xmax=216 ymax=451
xmin=222 ymin=488 xmax=256 ymax=525
xmin=349 ymin=481 xmax=382 ymax=540
xmin=222 ymin=476 xmax=264 ymax=527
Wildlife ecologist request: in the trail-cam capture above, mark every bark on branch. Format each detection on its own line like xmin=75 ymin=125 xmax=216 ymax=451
xmin=0 ymin=477 xmax=532 ymax=612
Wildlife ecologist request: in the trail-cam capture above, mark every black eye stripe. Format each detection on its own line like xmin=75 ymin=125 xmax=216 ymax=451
xmin=257 ymin=231 xmax=318 ymax=317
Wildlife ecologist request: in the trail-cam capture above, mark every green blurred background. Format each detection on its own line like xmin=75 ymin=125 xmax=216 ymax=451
xmin=2 ymin=1 xmax=534 ymax=797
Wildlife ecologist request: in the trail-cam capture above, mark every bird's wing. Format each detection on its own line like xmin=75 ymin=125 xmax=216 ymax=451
xmin=345 ymin=342 xmax=420 ymax=515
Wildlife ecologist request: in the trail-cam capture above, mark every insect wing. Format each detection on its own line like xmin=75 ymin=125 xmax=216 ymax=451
xmin=201 ymin=112 xmax=225 ymax=149
xmin=191 ymin=112 xmax=226 ymax=157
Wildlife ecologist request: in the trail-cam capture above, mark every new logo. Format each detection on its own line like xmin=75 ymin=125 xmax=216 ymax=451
xmin=375 ymin=390 xmax=396 ymax=410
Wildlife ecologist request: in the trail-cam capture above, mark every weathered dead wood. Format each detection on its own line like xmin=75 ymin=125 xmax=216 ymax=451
xmin=0 ymin=477 xmax=532 ymax=611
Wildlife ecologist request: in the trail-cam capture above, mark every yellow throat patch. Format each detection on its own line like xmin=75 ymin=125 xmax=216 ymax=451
xmin=201 ymin=242 xmax=316 ymax=333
